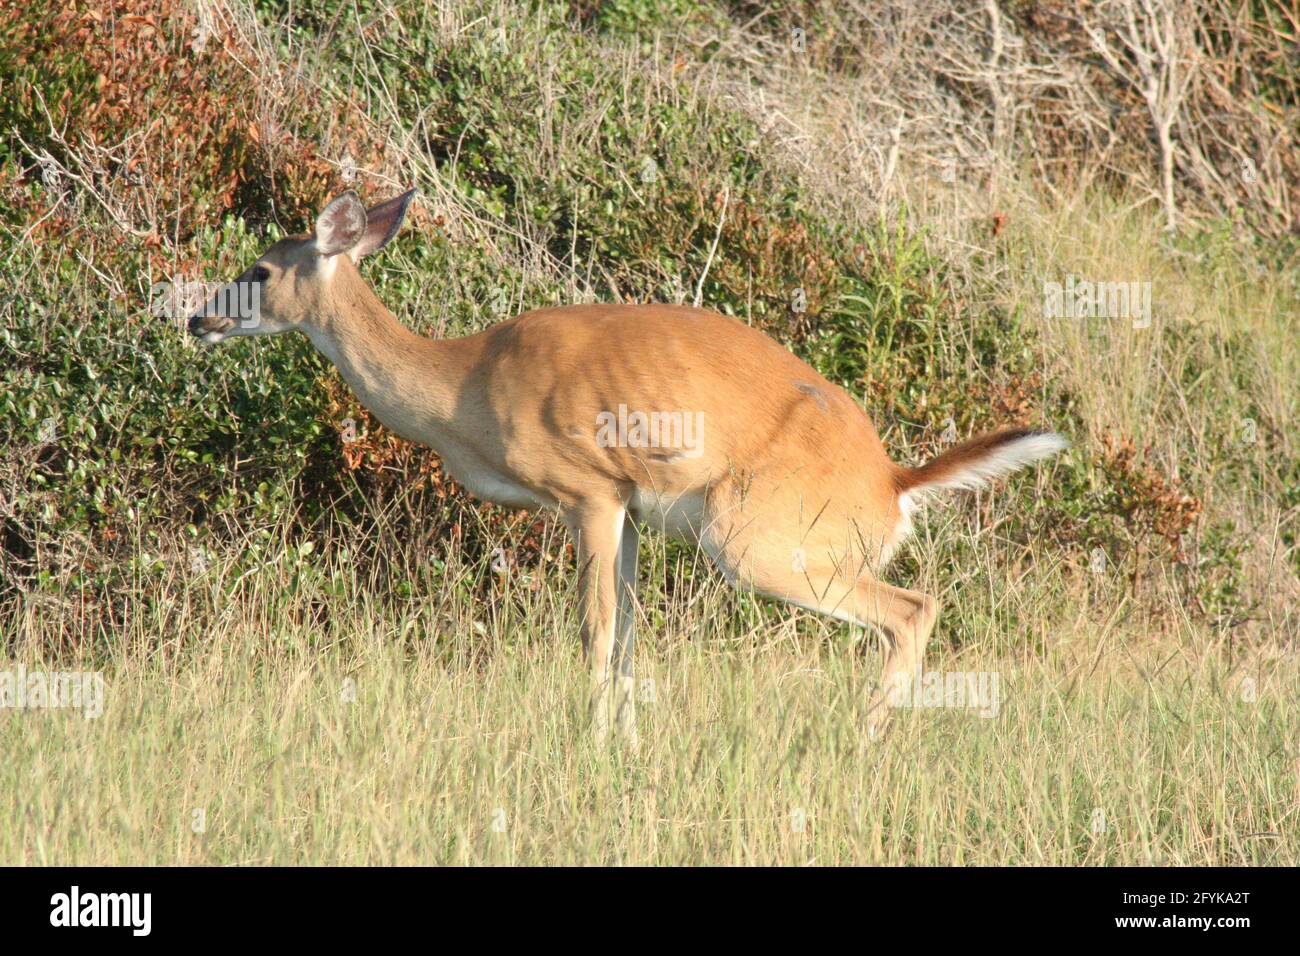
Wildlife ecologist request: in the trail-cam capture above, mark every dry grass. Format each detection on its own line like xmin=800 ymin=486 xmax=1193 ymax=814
xmin=4 ymin=530 xmax=1296 ymax=865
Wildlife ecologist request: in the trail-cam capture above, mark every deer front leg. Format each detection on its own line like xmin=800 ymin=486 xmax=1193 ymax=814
xmin=564 ymin=502 xmax=626 ymax=744
xmin=613 ymin=513 xmax=640 ymax=751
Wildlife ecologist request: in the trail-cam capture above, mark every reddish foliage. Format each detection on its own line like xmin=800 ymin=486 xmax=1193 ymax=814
xmin=1099 ymin=431 xmax=1202 ymax=562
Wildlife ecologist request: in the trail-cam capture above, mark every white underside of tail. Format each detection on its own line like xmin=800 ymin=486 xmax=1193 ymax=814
xmin=882 ymin=431 xmax=1066 ymax=568
xmin=897 ymin=431 xmax=1069 ymax=516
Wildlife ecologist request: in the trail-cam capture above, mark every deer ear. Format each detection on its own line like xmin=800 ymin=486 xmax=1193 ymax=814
xmin=314 ymin=191 xmax=368 ymax=258
xmin=350 ymin=188 xmax=417 ymax=261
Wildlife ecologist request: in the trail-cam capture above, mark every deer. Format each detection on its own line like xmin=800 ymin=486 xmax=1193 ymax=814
xmin=188 ymin=188 xmax=1067 ymax=747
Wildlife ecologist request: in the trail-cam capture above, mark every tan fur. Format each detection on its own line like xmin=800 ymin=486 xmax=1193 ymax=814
xmin=190 ymin=190 xmax=1066 ymax=743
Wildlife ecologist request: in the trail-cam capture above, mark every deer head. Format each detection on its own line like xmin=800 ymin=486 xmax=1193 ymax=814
xmin=187 ymin=188 xmax=416 ymax=344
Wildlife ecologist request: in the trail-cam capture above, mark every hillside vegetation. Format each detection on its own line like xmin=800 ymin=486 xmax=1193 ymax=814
xmin=1 ymin=0 xmax=1296 ymax=864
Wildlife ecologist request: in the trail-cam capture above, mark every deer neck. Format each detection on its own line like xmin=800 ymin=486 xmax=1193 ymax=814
xmin=306 ymin=264 xmax=465 ymax=444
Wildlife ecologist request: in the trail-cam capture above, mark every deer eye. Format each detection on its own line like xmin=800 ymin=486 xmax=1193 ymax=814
xmin=251 ymin=266 xmax=270 ymax=282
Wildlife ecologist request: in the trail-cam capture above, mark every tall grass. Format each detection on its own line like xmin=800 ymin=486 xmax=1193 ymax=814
xmin=4 ymin=532 xmax=1295 ymax=865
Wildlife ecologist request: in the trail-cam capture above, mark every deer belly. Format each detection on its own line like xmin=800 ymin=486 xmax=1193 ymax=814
xmin=628 ymin=487 xmax=706 ymax=541
xmin=443 ymin=456 xmax=547 ymax=510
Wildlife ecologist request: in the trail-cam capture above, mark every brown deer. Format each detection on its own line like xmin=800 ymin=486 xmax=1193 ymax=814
xmin=189 ymin=189 xmax=1066 ymax=746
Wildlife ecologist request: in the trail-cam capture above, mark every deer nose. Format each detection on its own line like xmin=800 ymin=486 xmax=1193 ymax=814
xmin=188 ymin=312 xmax=235 ymax=341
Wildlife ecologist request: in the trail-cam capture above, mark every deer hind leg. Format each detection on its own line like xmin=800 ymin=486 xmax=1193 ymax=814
xmin=562 ymin=501 xmax=626 ymax=744
xmin=856 ymin=580 xmax=937 ymax=736
xmin=701 ymin=515 xmax=938 ymax=738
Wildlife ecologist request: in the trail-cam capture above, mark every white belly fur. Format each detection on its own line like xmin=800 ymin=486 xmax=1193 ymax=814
xmin=627 ymin=487 xmax=706 ymax=541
